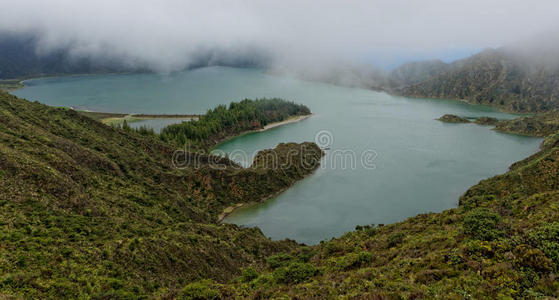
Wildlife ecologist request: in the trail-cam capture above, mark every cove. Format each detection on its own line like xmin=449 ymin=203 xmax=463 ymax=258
xmin=12 ymin=66 xmax=542 ymax=245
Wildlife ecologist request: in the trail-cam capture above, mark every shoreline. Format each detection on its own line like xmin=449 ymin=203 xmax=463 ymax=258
xmin=215 ymin=115 xmax=316 ymax=223
xmin=5 ymin=70 xmax=536 ymax=116
xmin=76 ymin=111 xmax=200 ymax=126
xmin=217 ymin=163 xmax=318 ymax=223
xmin=259 ymin=114 xmax=311 ymax=131
xmin=79 ymin=110 xmax=309 ymax=132
xmin=210 ymin=114 xmax=313 ymax=150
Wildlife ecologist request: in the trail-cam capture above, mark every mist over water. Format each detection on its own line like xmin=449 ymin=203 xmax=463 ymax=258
xmin=13 ymin=67 xmax=542 ymax=244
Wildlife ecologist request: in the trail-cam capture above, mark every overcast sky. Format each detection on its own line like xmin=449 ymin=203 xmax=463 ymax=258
xmin=2 ymin=0 xmax=559 ymax=71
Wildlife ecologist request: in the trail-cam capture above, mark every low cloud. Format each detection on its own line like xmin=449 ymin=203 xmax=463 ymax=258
xmin=1 ymin=0 xmax=559 ymax=72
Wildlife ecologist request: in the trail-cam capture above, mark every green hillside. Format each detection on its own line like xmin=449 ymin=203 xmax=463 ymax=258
xmin=397 ymin=49 xmax=559 ymax=113
xmin=0 ymin=91 xmax=322 ymax=298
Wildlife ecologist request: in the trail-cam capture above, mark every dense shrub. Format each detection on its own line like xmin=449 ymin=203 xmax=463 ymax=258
xmin=266 ymin=253 xmax=293 ymax=269
xmin=462 ymin=208 xmax=503 ymax=241
xmin=241 ymin=267 xmax=259 ymax=283
xmin=179 ymin=280 xmax=221 ymax=300
xmin=513 ymin=244 xmax=553 ymax=272
xmin=527 ymin=223 xmax=559 ymax=268
xmin=272 ymin=262 xmax=318 ymax=284
xmin=336 ymin=251 xmax=372 ymax=270
xmin=387 ymin=232 xmax=406 ymax=247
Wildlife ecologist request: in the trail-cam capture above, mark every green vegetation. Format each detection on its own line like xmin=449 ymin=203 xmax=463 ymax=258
xmin=398 ymin=48 xmax=559 ymax=112
xmin=0 ymin=79 xmax=23 ymax=92
xmin=160 ymin=98 xmax=310 ymax=149
xmin=439 ymin=112 xmax=559 ymax=137
xmin=462 ymin=208 xmax=503 ymax=241
xmin=179 ymin=280 xmax=221 ymax=300
xmin=75 ymin=111 xmax=128 ymax=121
xmin=494 ymin=111 xmax=559 ymax=136
xmin=474 ymin=116 xmax=500 ymax=125
xmin=0 ymin=91 xmax=322 ymax=298
xmin=437 ymin=114 xmax=471 ymax=123
xmin=2 ymin=89 xmax=559 ymax=298
xmin=272 ymin=262 xmax=318 ymax=284
xmin=76 ymin=111 xmax=200 ymax=129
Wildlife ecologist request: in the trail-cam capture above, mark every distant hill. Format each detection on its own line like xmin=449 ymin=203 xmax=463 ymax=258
xmin=0 ymin=34 xmax=134 ymax=79
xmin=394 ymin=47 xmax=559 ymax=112
xmin=389 ymin=59 xmax=449 ymax=87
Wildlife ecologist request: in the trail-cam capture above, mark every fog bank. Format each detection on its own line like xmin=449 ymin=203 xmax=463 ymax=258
xmin=1 ymin=0 xmax=559 ymax=72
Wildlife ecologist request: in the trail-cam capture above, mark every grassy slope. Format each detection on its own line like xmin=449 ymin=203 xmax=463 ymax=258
xmin=0 ymin=91 xmax=324 ymax=298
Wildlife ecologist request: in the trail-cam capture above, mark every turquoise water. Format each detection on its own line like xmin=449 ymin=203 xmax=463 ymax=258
xmin=13 ymin=67 xmax=542 ymax=245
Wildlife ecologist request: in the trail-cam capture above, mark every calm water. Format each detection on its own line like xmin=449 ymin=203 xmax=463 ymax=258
xmin=13 ymin=67 xmax=542 ymax=244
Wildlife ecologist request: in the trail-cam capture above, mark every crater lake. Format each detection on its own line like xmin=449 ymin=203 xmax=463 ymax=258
xmin=13 ymin=66 xmax=542 ymax=244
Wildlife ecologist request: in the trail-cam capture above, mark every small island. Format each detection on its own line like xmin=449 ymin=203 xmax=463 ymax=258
xmin=474 ymin=116 xmax=499 ymax=125
xmin=437 ymin=114 xmax=471 ymax=123
xmin=436 ymin=113 xmax=559 ymax=137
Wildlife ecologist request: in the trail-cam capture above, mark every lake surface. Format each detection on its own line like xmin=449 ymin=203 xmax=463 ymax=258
xmin=13 ymin=67 xmax=542 ymax=244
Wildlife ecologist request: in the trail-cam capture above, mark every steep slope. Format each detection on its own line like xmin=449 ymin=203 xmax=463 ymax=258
xmin=399 ymin=48 xmax=559 ymax=112
xmin=0 ymin=91 xmax=323 ymax=298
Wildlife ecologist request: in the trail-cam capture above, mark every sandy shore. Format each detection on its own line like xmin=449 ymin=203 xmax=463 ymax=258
xmin=210 ymin=114 xmax=313 ymax=150
xmin=259 ymin=114 xmax=312 ymax=132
